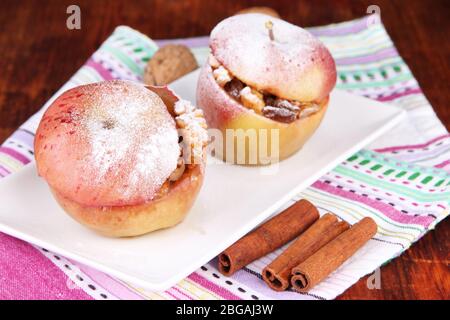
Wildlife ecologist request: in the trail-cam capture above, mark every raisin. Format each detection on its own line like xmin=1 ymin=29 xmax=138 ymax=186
xmin=264 ymin=94 xmax=277 ymax=106
xmin=274 ymin=99 xmax=300 ymax=112
xmin=262 ymin=106 xmax=297 ymax=123
xmin=224 ymin=79 xmax=244 ymax=100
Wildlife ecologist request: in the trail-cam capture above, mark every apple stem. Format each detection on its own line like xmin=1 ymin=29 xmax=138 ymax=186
xmin=265 ymin=20 xmax=274 ymax=41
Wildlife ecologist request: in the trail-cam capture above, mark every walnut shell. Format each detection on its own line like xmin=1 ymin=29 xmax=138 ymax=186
xmin=235 ymin=6 xmax=280 ymax=19
xmin=144 ymin=44 xmax=198 ymax=86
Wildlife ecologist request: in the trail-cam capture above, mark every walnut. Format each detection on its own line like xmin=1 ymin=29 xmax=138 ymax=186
xmin=208 ymin=55 xmax=221 ymax=69
xmin=213 ymin=66 xmax=232 ymax=87
xmin=176 ymin=118 xmax=187 ymax=129
xmin=240 ymin=86 xmax=265 ymax=113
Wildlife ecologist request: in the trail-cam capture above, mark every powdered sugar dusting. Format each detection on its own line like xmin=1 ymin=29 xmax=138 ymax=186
xmin=211 ymin=13 xmax=319 ymax=71
xmin=210 ymin=13 xmax=336 ymax=101
xmin=81 ymin=81 xmax=179 ymax=204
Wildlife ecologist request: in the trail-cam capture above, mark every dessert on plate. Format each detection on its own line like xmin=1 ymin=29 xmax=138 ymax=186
xmin=35 ymin=80 xmax=208 ymax=237
xmin=196 ymin=13 xmax=336 ymax=165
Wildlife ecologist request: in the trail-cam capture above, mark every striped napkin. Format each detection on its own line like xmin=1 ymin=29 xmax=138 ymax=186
xmin=0 ymin=15 xmax=448 ymax=300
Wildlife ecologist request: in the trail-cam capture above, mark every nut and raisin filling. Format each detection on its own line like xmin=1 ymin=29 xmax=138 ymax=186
xmin=157 ymin=100 xmax=208 ymax=198
xmin=209 ymin=55 xmax=322 ymax=124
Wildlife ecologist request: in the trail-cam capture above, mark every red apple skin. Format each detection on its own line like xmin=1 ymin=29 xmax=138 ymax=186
xmin=196 ymin=64 xmax=329 ymax=165
xmin=34 ymin=81 xmax=181 ymax=207
xmin=35 ymin=81 xmax=207 ymax=237
xmin=210 ymin=13 xmax=337 ymax=102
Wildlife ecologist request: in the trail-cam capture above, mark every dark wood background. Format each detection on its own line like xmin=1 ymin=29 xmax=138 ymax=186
xmin=0 ymin=0 xmax=448 ymax=299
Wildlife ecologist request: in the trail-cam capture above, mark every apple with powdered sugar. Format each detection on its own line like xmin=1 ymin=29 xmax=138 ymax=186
xmin=35 ymin=80 xmax=208 ymax=237
xmin=196 ymin=13 xmax=336 ymax=165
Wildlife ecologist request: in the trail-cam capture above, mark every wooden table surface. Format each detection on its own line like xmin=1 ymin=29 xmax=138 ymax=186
xmin=0 ymin=0 xmax=448 ymax=300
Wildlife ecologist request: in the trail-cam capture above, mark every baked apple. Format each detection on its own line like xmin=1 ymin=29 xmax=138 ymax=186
xmin=196 ymin=13 xmax=336 ymax=165
xmin=35 ymin=80 xmax=208 ymax=237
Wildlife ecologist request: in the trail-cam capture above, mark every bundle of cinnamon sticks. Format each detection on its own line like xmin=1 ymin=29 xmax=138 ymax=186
xmin=218 ymin=199 xmax=377 ymax=292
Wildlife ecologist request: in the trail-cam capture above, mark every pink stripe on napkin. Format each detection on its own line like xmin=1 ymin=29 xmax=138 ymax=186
xmin=312 ymin=181 xmax=435 ymax=227
xmin=85 ymin=58 xmax=115 ymax=80
xmin=377 ymin=88 xmax=422 ymax=102
xmin=188 ymin=272 xmax=241 ymax=300
xmin=0 ymin=147 xmax=31 ymax=165
xmin=0 ymin=233 xmax=92 ymax=300
xmin=374 ymin=134 xmax=450 ymax=153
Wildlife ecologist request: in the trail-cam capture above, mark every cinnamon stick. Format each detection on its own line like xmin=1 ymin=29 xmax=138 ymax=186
xmin=291 ymin=217 xmax=378 ymax=292
xmin=218 ymin=199 xmax=319 ymax=276
xmin=262 ymin=213 xmax=350 ymax=291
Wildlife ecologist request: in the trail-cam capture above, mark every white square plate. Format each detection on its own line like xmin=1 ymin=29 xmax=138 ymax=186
xmin=0 ymin=70 xmax=404 ymax=291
